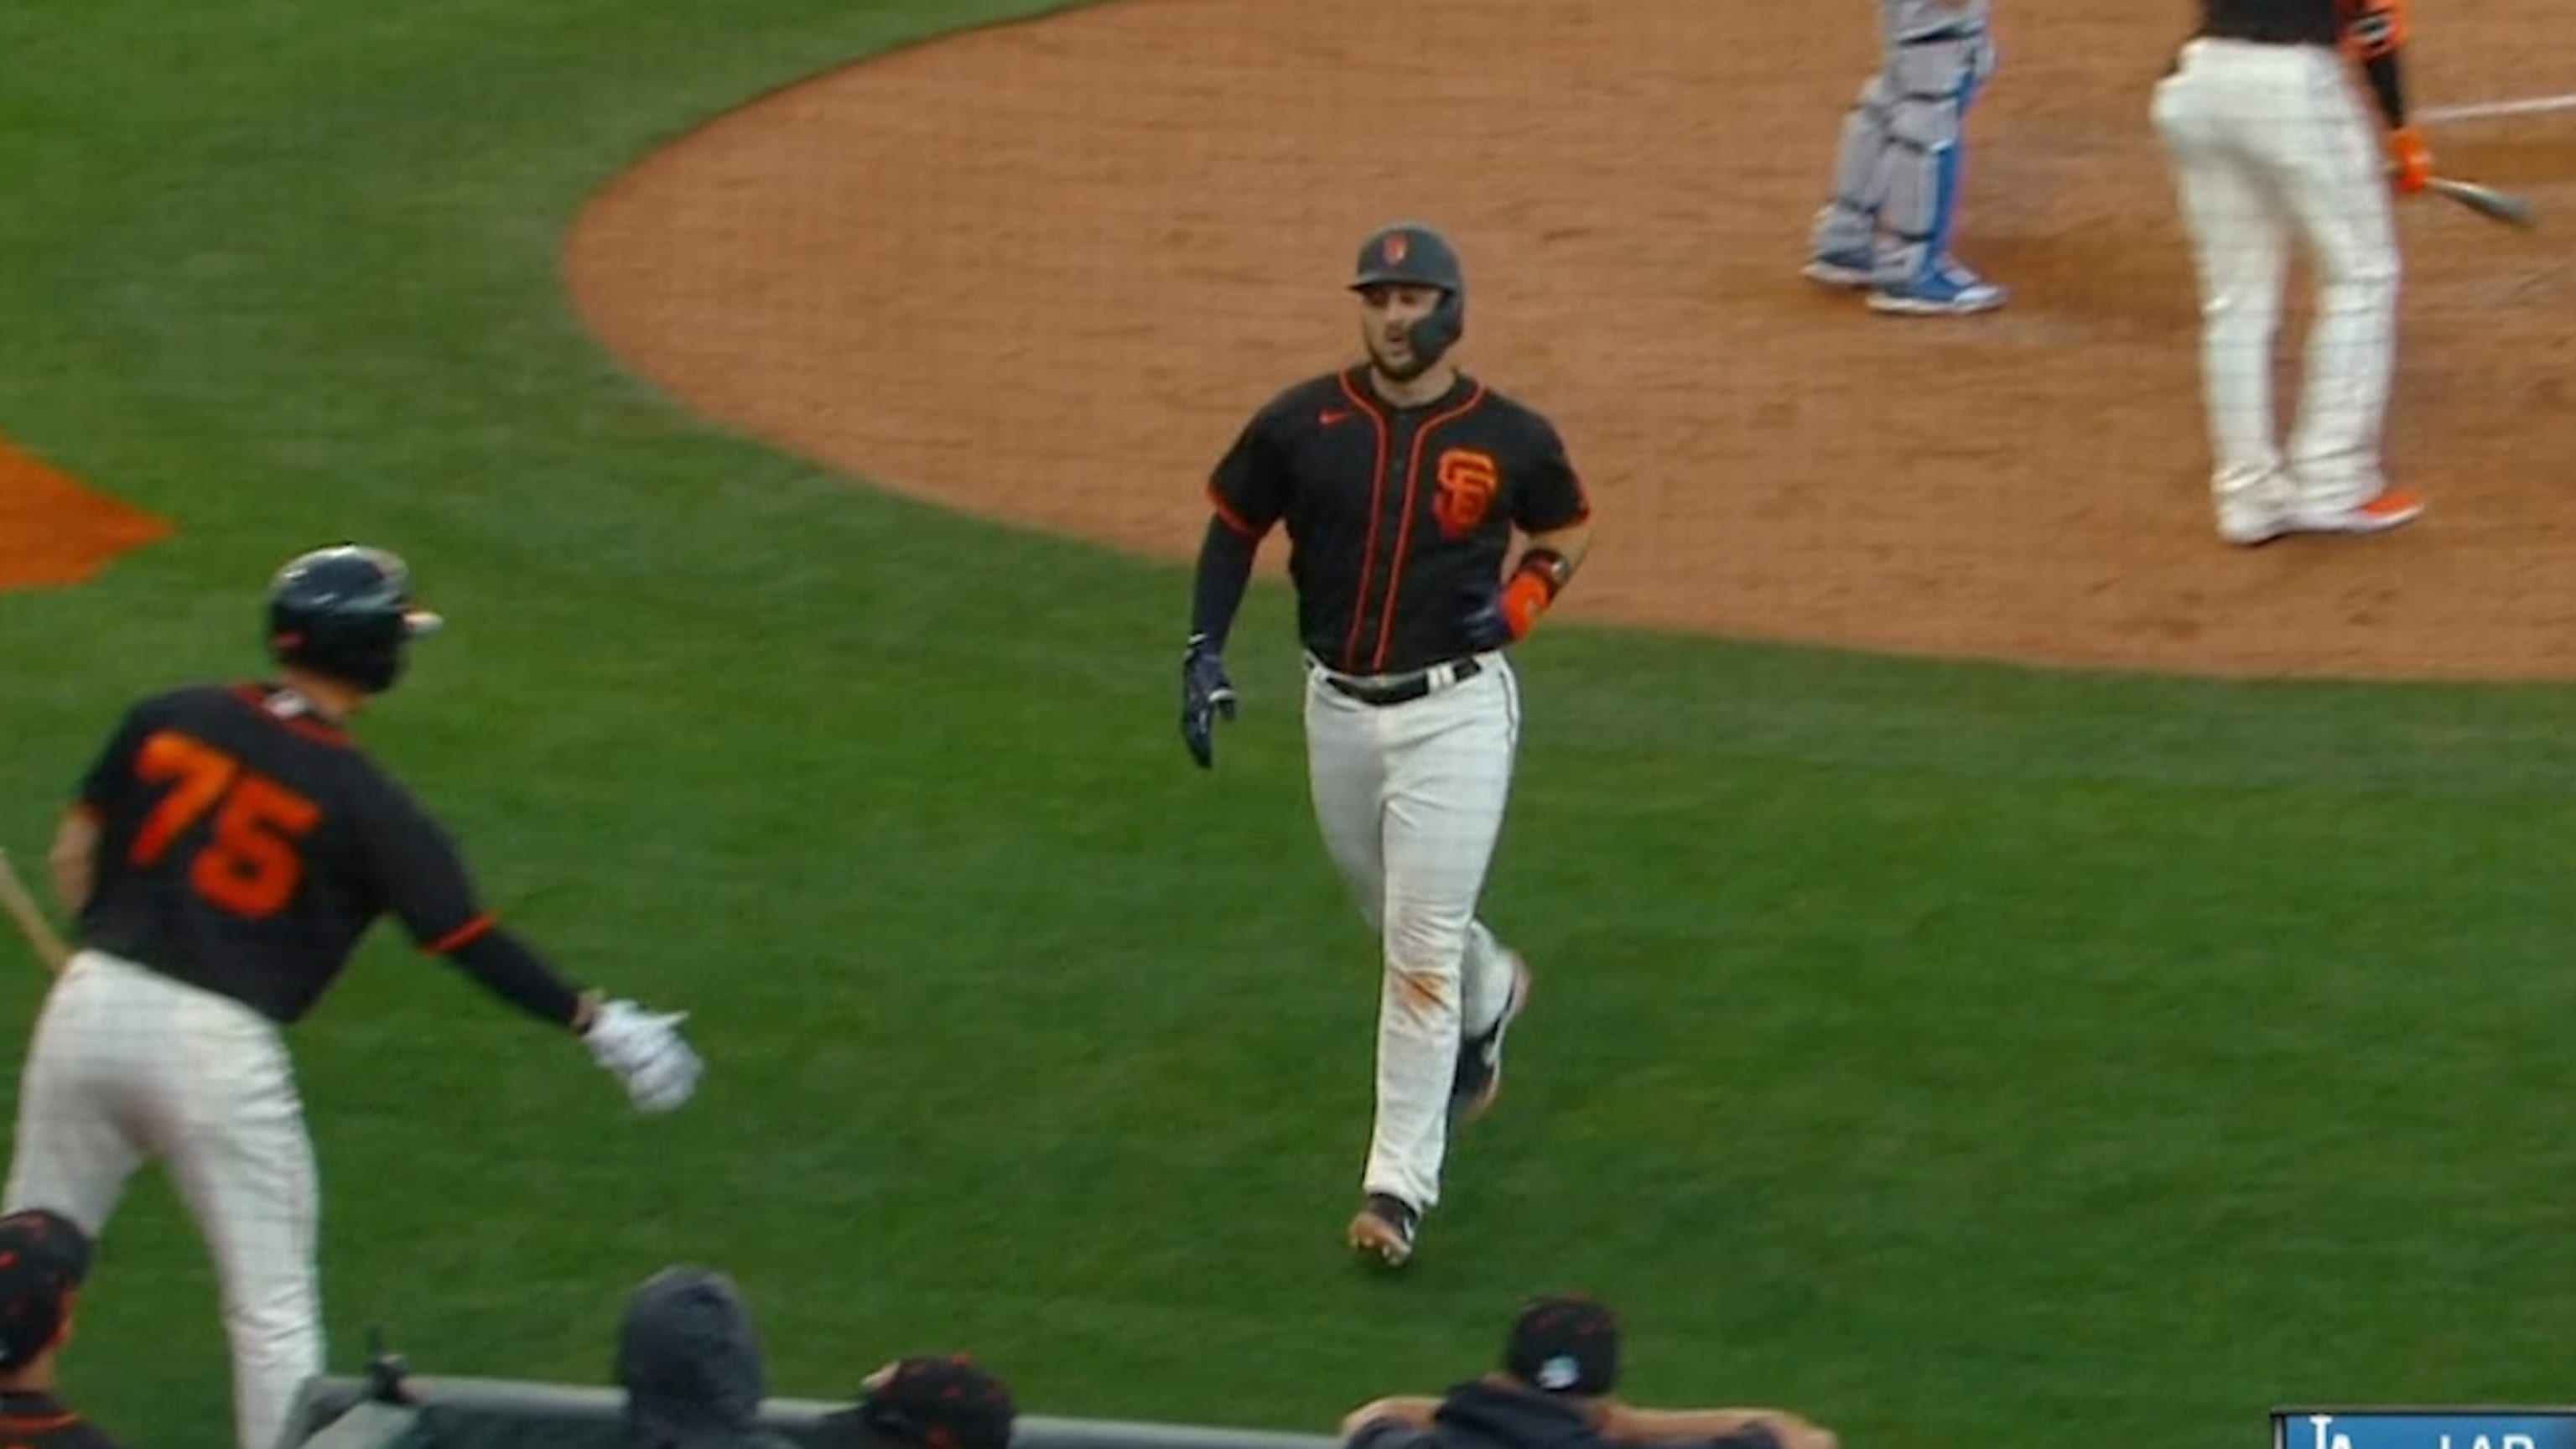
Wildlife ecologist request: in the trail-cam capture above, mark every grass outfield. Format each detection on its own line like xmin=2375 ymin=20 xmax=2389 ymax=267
xmin=7 ymin=2 xmax=2576 ymax=1446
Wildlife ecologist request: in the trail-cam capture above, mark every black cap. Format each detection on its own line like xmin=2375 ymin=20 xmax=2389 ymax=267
xmin=0 ymin=1209 xmax=91 ymax=1368
xmin=1503 ymin=1293 xmax=1620 ymax=1397
xmin=821 ymin=1356 xmax=1016 ymax=1449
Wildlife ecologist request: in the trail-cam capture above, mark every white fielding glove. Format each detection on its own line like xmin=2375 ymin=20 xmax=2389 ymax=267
xmin=584 ymin=999 xmax=703 ymax=1113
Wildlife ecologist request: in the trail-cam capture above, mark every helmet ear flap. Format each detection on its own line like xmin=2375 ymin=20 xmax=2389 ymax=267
xmin=1406 ymin=288 xmax=1465 ymax=369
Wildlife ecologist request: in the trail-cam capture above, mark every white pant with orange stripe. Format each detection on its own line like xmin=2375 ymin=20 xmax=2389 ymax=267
xmin=2153 ymin=38 xmax=2402 ymax=523
xmin=5 ymin=951 xmax=322 ymax=1449
xmin=1304 ymin=651 xmax=1525 ymax=1214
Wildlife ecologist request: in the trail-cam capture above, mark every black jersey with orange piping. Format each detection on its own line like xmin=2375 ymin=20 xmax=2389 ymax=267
xmin=0 ymin=1390 xmax=125 ymax=1449
xmin=1208 ymin=366 xmax=1592 ymax=677
xmin=71 ymin=682 xmax=496 ymax=1024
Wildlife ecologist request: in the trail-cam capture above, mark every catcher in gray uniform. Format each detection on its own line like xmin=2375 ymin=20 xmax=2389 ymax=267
xmin=1803 ymin=0 xmax=2007 ymax=315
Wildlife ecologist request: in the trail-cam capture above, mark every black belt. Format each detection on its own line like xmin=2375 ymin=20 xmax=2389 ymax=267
xmin=2194 ymin=23 xmax=2336 ymax=46
xmin=1321 ymin=656 xmax=1482 ymax=707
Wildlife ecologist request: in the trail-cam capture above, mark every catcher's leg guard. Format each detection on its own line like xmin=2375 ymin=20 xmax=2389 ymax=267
xmin=1810 ymin=75 xmax=1893 ymax=265
xmin=1875 ymin=24 xmax=1992 ymax=285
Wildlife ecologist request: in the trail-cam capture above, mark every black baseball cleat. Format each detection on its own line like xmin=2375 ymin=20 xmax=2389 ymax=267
xmin=1450 ymin=951 xmax=1532 ymax=1127
xmin=1347 ymin=1193 xmax=1420 ymax=1268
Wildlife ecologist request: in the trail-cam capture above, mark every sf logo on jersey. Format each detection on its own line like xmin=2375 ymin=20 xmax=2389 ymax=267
xmin=1434 ymin=448 xmax=1499 ymax=539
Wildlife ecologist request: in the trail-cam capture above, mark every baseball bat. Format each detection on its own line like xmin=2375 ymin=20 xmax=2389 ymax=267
xmin=2426 ymin=176 xmax=2537 ymax=230
xmin=0 ymin=849 xmax=70 ymax=974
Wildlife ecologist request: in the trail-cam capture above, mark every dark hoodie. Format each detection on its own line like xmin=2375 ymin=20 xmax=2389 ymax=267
xmin=616 ymin=1266 xmax=794 ymax=1449
xmin=1352 ymin=1381 xmax=1778 ymax=1449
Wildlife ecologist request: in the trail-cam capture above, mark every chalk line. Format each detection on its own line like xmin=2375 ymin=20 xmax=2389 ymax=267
xmin=2420 ymin=92 xmax=2576 ymax=123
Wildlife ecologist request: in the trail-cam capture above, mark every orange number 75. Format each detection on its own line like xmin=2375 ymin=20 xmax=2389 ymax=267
xmin=130 ymin=732 xmax=322 ymax=918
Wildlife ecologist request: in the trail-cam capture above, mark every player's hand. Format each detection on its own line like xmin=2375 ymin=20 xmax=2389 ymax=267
xmin=1462 ymin=550 xmax=1571 ymax=653
xmin=1180 ymin=634 xmax=1237 ymax=770
xmin=2388 ymin=126 xmax=2433 ymax=195
xmin=584 ymin=998 xmax=703 ymax=1112
xmin=1460 ymin=593 xmax=1517 ymax=653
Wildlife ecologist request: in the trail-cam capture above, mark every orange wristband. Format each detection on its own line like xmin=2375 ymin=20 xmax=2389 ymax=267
xmin=1498 ymin=570 xmax=1553 ymax=640
xmin=1497 ymin=548 xmax=1573 ymax=640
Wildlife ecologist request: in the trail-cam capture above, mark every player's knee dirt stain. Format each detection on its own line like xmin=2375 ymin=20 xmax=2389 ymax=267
xmin=0 ymin=437 xmax=169 ymax=592
xmin=562 ymin=0 xmax=2576 ymax=681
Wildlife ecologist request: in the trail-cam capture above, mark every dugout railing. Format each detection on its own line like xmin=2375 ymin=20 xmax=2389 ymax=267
xmin=283 ymin=1374 xmax=1343 ymax=1449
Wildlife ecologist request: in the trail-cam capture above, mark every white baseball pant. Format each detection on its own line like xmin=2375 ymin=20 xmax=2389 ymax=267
xmin=2153 ymin=38 xmax=2402 ymax=525
xmin=1303 ymin=652 xmax=1524 ymax=1214
xmin=5 ymin=950 xmax=323 ymax=1449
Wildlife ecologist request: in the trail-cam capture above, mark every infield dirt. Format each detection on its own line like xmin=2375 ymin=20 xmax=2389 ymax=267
xmin=564 ymin=0 xmax=2576 ymax=680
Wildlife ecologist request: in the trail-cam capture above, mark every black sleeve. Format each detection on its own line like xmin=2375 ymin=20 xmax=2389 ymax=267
xmin=1208 ymin=409 xmax=1291 ymax=538
xmin=2344 ymin=0 xmax=2407 ymax=128
xmin=1699 ymin=1426 xmax=1784 ymax=1449
xmin=357 ymin=778 xmax=492 ymax=952
xmin=2361 ymin=50 xmax=2407 ymax=128
xmin=1510 ymin=417 xmax=1592 ymax=533
xmin=448 ymin=927 xmax=586 ymax=1028
xmin=74 ymin=702 xmax=154 ymax=816
xmin=66 ymin=1420 xmax=133 ymax=1449
xmin=1190 ymin=517 xmax=1261 ymax=653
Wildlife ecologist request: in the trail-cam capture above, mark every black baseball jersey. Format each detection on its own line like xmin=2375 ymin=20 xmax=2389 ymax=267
xmin=1208 ymin=366 xmax=1592 ymax=677
xmin=2198 ymin=0 xmax=2340 ymax=44
xmin=72 ymin=682 xmax=495 ymax=1024
xmin=0 ymin=1391 xmax=127 ymax=1449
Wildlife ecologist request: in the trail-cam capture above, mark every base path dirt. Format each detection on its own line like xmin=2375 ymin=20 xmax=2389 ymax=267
xmin=564 ymin=0 xmax=2576 ymax=681
xmin=0 ymin=438 xmax=170 ymax=592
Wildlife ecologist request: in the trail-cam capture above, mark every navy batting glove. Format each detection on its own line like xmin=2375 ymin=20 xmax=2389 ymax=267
xmin=1181 ymin=634 xmax=1237 ymax=769
xmin=1460 ymin=595 xmax=1514 ymax=654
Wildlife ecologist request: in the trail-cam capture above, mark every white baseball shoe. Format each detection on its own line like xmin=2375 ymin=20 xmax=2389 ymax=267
xmin=2223 ymin=486 xmax=2425 ymax=545
xmin=2286 ymin=487 xmax=2426 ymax=536
xmin=2218 ymin=501 xmax=2294 ymax=547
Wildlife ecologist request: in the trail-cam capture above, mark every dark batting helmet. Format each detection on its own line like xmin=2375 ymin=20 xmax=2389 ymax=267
xmin=267 ymin=543 xmax=443 ymax=693
xmin=1350 ymin=222 xmax=1466 ymax=375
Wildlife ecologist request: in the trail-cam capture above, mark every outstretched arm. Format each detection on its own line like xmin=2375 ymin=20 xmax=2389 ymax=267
xmin=1337 ymin=1397 xmax=1441 ymax=1438
xmin=1600 ymin=1405 xmax=1839 ymax=1449
xmin=371 ymin=793 xmax=699 ymax=1110
xmin=435 ymin=920 xmax=589 ymax=1030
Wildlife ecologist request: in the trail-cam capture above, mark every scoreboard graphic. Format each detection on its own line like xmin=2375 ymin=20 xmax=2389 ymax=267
xmin=2276 ymin=1410 xmax=2576 ymax=1449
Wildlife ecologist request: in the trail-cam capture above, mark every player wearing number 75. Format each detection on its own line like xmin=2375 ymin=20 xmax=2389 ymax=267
xmin=3 ymin=543 xmax=705 ymax=1449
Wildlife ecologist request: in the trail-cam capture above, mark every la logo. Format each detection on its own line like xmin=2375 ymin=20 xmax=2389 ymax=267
xmin=2309 ymin=1416 xmax=2352 ymax=1449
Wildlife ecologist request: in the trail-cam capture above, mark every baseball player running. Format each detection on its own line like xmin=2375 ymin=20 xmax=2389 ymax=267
xmin=1803 ymin=0 xmax=2007 ymax=315
xmin=1179 ymin=223 xmax=1594 ymax=1268
xmin=2153 ymin=0 xmax=2427 ymax=543
xmin=4 ymin=543 xmax=704 ymax=1449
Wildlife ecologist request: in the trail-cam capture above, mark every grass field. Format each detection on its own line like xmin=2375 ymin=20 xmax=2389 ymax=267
xmin=8 ymin=3 xmax=2576 ymax=1447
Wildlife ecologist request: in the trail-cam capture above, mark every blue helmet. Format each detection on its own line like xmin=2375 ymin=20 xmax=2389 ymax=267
xmin=266 ymin=543 xmax=442 ymax=693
